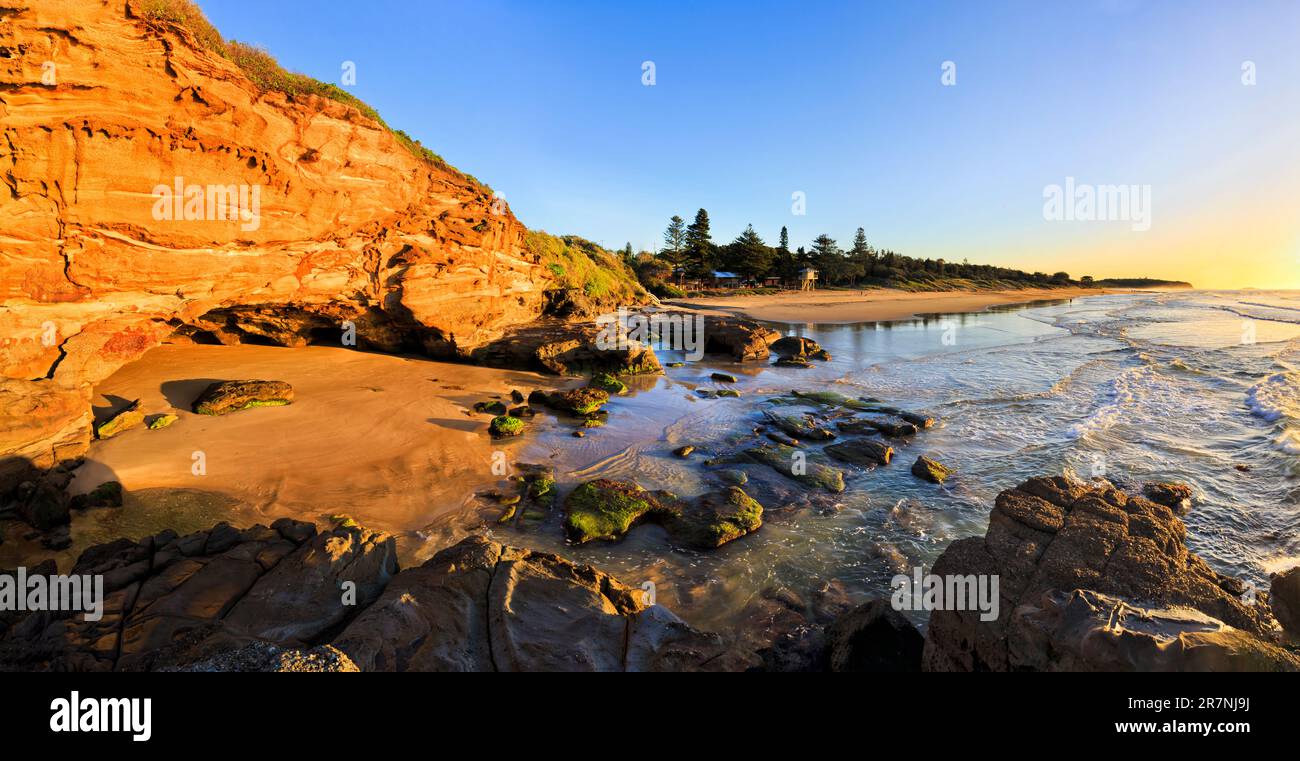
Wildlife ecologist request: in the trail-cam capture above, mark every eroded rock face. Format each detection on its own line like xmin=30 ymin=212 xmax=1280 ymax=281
xmin=698 ymin=316 xmax=781 ymax=361
xmin=1272 ymin=567 xmax=1300 ymax=637
xmin=0 ymin=0 xmax=627 ymax=487
xmin=923 ymin=476 xmax=1280 ymax=672
xmin=332 ymin=535 xmax=732 ymax=672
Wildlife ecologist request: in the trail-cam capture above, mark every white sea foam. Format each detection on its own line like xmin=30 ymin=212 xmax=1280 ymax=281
xmin=1065 ymin=365 xmax=1157 ymax=440
xmin=1246 ymin=372 xmax=1300 ymax=454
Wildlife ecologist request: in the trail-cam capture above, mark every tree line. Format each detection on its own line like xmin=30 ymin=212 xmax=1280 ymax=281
xmin=623 ymin=208 xmax=1078 ymax=295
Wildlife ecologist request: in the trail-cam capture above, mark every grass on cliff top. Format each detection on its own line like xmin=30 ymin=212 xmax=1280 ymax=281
xmin=525 ymin=231 xmax=647 ymax=303
xmin=137 ymin=0 xmax=486 ymax=189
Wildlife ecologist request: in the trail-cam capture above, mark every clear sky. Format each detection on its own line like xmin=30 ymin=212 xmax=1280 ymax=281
xmin=198 ymin=0 xmax=1300 ymax=289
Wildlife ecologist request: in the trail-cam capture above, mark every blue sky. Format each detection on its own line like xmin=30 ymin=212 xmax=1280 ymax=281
xmin=199 ymin=0 xmax=1300 ymax=287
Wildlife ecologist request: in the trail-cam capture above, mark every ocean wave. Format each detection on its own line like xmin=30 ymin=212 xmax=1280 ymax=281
xmin=1066 ymin=366 xmax=1157 ymax=440
xmin=1245 ymin=372 xmax=1300 ymax=454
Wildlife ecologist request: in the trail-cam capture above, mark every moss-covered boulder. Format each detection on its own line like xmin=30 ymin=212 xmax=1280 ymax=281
xmin=589 ymin=372 xmax=628 ymax=395
xmin=72 ymin=481 xmax=124 ymax=510
xmin=774 ymin=355 xmax=813 ymax=368
xmin=711 ymin=372 xmax=738 ymax=383
xmin=193 ymin=380 xmax=293 ymax=416
xmin=763 ymin=411 xmax=836 ymax=441
xmin=742 ymin=444 xmax=845 ymax=492
xmin=564 ymin=479 xmax=678 ymax=544
xmin=790 ymin=390 xmax=877 ymax=411
xmin=147 ymin=413 xmax=178 ymax=430
xmin=716 ymin=389 xmax=740 ymax=398
xmin=837 ymin=416 xmax=918 ymax=438
xmin=911 ymin=455 xmax=952 ymax=484
xmin=530 ymin=387 xmax=609 ymax=416
xmin=669 ymin=487 xmax=763 ymax=549
xmin=474 ymin=400 xmax=508 ymax=415
xmin=95 ymin=400 xmax=144 ymax=439
xmin=489 ymin=415 xmax=526 ymax=439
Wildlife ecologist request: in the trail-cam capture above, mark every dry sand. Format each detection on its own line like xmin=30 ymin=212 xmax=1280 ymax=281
xmin=670 ymin=287 xmax=1118 ymax=324
xmin=70 ymin=343 xmax=552 ymax=535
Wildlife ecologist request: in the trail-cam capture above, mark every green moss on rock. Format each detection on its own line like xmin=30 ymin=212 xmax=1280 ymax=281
xmin=490 ymin=415 xmax=526 ymax=438
xmin=589 ymin=372 xmax=628 ymax=395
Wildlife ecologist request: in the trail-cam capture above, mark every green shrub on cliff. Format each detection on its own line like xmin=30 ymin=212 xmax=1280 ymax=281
xmin=525 ymin=231 xmax=647 ymax=308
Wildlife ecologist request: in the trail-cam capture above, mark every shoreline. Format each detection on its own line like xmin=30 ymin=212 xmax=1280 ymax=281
xmin=667 ymin=287 xmax=1137 ymax=324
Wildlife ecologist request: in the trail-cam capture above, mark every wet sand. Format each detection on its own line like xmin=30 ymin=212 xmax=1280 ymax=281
xmin=670 ymin=287 xmax=1121 ymax=324
xmin=70 ymin=343 xmax=552 ymax=535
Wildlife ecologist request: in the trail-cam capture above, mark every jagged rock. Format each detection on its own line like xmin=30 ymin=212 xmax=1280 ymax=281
xmin=825 ymin=599 xmax=924 ymax=672
xmin=192 ymin=380 xmax=294 ymax=416
xmin=1007 ymin=589 xmax=1300 ymax=671
xmin=1142 ymin=482 xmax=1193 ymax=514
xmin=1271 ymin=567 xmax=1300 ymax=636
xmin=147 ymin=413 xmax=178 ymax=430
xmin=911 ymin=455 xmax=951 ymax=483
xmin=923 ymin=476 xmax=1280 ymax=672
xmin=332 ymin=535 xmax=732 ymax=671
xmin=167 ymin=642 xmax=360 ymax=672
xmin=95 ymin=400 xmax=144 ymax=439
xmin=0 ymin=519 xmax=395 ymax=672
xmin=825 ymin=438 xmax=894 ymax=467
xmin=563 ymin=479 xmax=762 ymax=549
xmin=763 ymin=411 xmax=836 ymax=441
xmin=699 ymin=316 xmax=781 ymax=361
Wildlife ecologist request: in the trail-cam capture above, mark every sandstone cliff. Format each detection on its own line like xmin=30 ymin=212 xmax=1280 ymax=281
xmin=0 ymin=0 xmax=645 ymax=488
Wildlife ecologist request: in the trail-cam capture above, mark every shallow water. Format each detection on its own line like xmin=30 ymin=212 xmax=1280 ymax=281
xmin=432 ymin=290 xmax=1300 ymax=638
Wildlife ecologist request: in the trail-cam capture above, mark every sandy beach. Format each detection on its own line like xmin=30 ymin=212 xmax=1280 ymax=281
xmin=669 ymin=287 xmax=1119 ymax=323
xmin=69 ymin=343 xmax=553 ymax=536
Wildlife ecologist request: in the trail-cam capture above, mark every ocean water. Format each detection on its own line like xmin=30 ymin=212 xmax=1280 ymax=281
xmin=452 ymin=290 xmax=1300 ymax=638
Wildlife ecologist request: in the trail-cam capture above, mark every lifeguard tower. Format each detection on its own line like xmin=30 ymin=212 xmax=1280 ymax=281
xmin=798 ymin=267 xmax=818 ymax=291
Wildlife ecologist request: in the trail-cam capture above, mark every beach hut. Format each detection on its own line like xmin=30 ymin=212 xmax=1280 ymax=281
xmin=798 ymin=267 xmax=818 ymax=291
xmin=711 ymin=271 xmax=742 ymax=288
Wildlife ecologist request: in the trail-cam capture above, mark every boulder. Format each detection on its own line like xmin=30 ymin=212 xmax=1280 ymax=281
xmin=192 ymin=380 xmax=294 ymax=416
xmin=563 ymin=479 xmax=763 ymax=549
xmin=1007 ymin=589 xmax=1300 ymax=671
xmin=711 ymin=372 xmax=738 ymax=383
xmin=529 ymin=387 xmax=609 ymax=416
xmin=489 ymin=415 xmax=525 ymax=439
xmin=15 ymin=478 xmax=72 ymax=530
xmin=838 ymin=416 xmax=919 ymax=438
xmin=739 ymin=444 xmax=845 ymax=493
xmin=763 ymin=411 xmax=836 ymax=441
xmin=825 ymin=438 xmax=894 ymax=467
xmin=147 ymin=413 xmax=178 ymax=430
xmin=1271 ymin=567 xmax=1300 ymax=636
xmin=923 ymin=476 xmax=1279 ymax=671
xmin=332 ymin=535 xmax=731 ymax=671
xmin=588 ymin=372 xmax=627 ymax=394
xmin=700 ymin=316 xmax=781 ymax=361
xmin=71 ymin=481 xmax=124 ymax=510
xmin=95 ymin=400 xmax=144 ymax=439
xmin=911 ymin=455 xmax=952 ymax=483
xmin=1142 ymin=481 xmax=1193 ymax=514
xmin=825 ymin=599 xmax=924 ymax=672
xmin=774 ymin=356 xmax=814 ymax=368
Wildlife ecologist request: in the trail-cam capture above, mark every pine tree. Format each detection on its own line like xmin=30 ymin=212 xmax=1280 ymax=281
xmin=662 ymin=215 xmax=686 ymax=264
xmin=726 ymin=224 xmax=774 ymax=281
xmin=684 ymin=208 xmax=715 ymax=278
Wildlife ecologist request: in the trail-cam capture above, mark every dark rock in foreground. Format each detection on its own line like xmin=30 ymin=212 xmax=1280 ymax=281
xmin=911 ymin=455 xmax=951 ymax=483
xmin=1142 ymin=481 xmax=1193 ymax=514
xmin=192 ymin=380 xmax=294 ymax=416
xmin=333 ymin=535 xmax=738 ymax=671
xmin=166 ymin=642 xmax=359 ymax=672
xmin=1272 ymin=567 xmax=1300 ymax=637
xmin=923 ymin=475 xmax=1291 ymax=671
xmin=563 ymin=479 xmax=763 ymax=549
